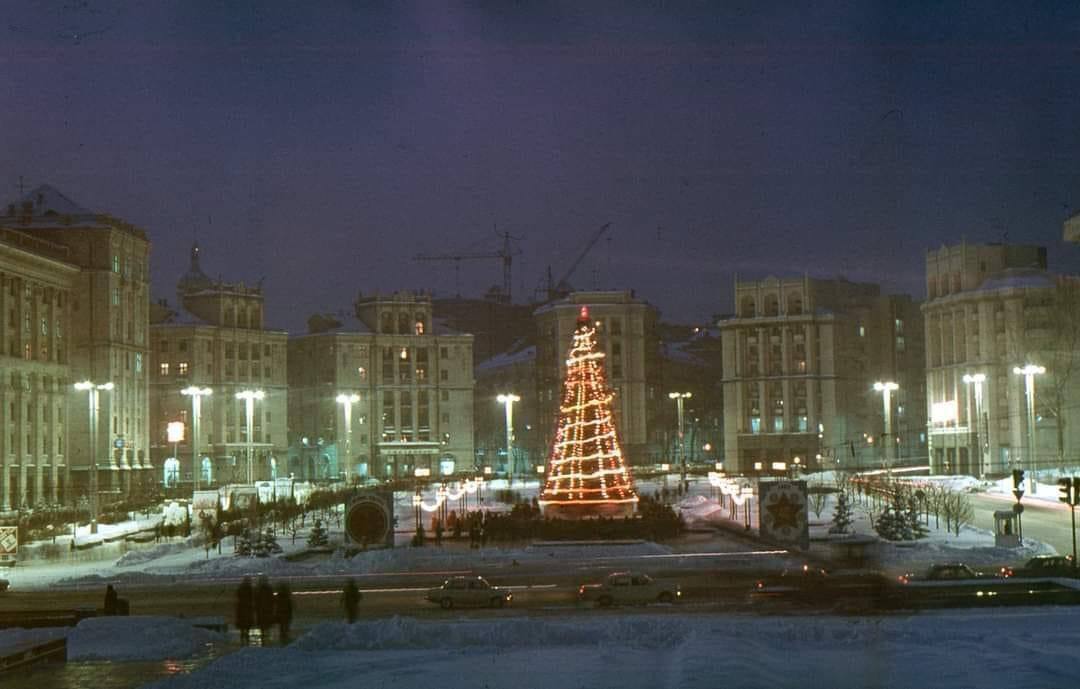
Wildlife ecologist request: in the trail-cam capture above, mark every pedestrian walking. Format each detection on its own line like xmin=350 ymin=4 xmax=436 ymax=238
xmin=104 ymin=584 xmax=118 ymax=615
xmin=236 ymin=577 xmax=254 ymax=646
xmin=274 ymin=583 xmax=293 ymax=645
xmin=342 ymin=578 xmax=361 ymax=623
xmin=255 ymin=576 xmax=275 ymax=645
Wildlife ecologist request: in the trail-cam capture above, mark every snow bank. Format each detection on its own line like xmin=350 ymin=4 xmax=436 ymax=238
xmin=67 ymin=616 xmax=224 ymax=661
xmin=292 ymin=616 xmax=692 ymax=652
xmin=141 ymin=609 xmax=1080 ymax=689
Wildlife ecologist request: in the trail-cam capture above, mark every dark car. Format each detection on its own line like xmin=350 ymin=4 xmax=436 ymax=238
xmin=0 ymin=577 xmax=8 ymax=593
xmin=752 ymin=566 xmax=892 ymax=607
xmin=1001 ymin=555 xmax=1078 ymax=579
xmin=898 ymin=563 xmax=983 ymax=584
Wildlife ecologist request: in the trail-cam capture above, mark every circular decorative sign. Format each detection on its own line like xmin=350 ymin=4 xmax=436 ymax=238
xmin=346 ymin=497 xmax=390 ymax=545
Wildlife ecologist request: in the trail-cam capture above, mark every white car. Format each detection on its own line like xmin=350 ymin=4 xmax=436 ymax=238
xmin=426 ymin=576 xmax=512 ymax=609
xmin=578 ymin=572 xmax=681 ymax=607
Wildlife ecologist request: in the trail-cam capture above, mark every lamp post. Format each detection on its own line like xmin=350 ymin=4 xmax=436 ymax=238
xmin=668 ymin=392 xmax=692 ymax=489
xmin=496 ymin=394 xmax=520 ymax=484
xmin=181 ymin=386 xmax=212 ymax=491
xmin=873 ymin=382 xmax=899 ymax=473
xmin=1013 ymin=365 xmax=1045 ymax=479
xmin=235 ymin=390 xmax=265 ymax=484
xmin=74 ymin=380 xmax=113 ymax=534
xmin=961 ymin=374 xmax=986 ymax=477
xmin=336 ymin=393 xmax=360 ymax=484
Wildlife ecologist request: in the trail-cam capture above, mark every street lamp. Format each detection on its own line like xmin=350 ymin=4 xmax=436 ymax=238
xmin=668 ymin=392 xmax=692 ymax=489
xmin=336 ymin=393 xmax=360 ymax=484
xmin=496 ymin=394 xmax=520 ymax=484
xmin=235 ymin=389 xmax=265 ymax=484
xmin=181 ymin=386 xmax=212 ymax=491
xmin=1013 ymin=365 xmax=1045 ymax=477
xmin=873 ymin=382 xmax=898 ymax=473
xmin=74 ymin=380 xmax=113 ymax=534
xmin=961 ymin=374 xmax=986 ymax=477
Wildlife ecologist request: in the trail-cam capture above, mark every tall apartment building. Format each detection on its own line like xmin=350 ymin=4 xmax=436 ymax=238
xmin=923 ymin=242 xmax=1080 ymax=475
xmin=720 ymin=276 xmax=925 ymax=474
xmin=533 ymin=291 xmax=662 ymax=465
xmin=149 ymin=244 xmax=288 ymax=487
xmin=287 ymin=291 xmax=474 ymax=480
xmin=1 ymin=186 xmax=151 ymax=509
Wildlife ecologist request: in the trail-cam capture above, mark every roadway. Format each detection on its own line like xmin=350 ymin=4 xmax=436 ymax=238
xmin=969 ymin=493 xmax=1079 ymax=558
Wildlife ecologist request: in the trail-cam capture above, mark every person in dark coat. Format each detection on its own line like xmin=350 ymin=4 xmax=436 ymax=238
xmin=274 ymin=583 xmax=293 ymax=645
xmin=255 ymin=576 xmax=276 ymax=645
xmin=236 ymin=577 xmax=255 ymax=645
xmin=342 ymin=578 xmax=361 ymax=623
xmin=104 ymin=584 xmax=118 ymax=616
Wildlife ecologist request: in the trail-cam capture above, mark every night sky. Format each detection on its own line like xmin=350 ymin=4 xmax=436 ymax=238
xmin=5 ymin=1 xmax=1080 ymax=331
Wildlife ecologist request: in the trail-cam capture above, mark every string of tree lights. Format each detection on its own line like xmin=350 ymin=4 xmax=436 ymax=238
xmin=539 ymin=306 xmax=639 ymax=519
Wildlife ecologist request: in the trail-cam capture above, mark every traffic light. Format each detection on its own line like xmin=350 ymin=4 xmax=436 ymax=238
xmin=1013 ymin=469 xmax=1025 ymax=489
xmin=1060 ymin=478 xmax=1078 ymax=506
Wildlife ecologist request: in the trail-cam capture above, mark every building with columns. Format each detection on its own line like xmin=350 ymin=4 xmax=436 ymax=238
xmin=720 ymin=276 xmax=924 ymax=475
xmin=149 ymin=244 xmax=288 ymax=488
xmin=287 ymin=291 xmax=474 ymax=481
xmin=923 ymin=242 xmax=1080 ymax=476
xmin=1 ymin=185 xmax=152 ymax=510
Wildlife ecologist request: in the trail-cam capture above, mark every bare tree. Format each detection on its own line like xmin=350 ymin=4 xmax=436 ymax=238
xmin=808 ymin=484 xmax=830 ymax=519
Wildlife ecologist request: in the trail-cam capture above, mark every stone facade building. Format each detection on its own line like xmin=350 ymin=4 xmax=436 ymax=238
xmin=1 ymin=185 xmax=152 ymax=509
xmin=923 ymin=242 xmax=1080 ymax=475
xmin=720 ymin=276 xmax=925 ymax=474
xmin=149 ymin=244 xmax=288 ymax=487
xmin=287 ymin=291 xmax=474 ymax=480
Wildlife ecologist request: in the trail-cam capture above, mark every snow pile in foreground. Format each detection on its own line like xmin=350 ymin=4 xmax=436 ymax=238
xmin=144 ymin=609 xmax=1080 ymax=689
xmin=293 ymin=615 xmax=691 ymax=652
xmin=66 ymin=616 xmax=224 ymax=661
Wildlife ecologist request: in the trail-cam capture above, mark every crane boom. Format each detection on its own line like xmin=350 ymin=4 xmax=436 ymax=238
xmin=551 ymin=222 xmax=612 ymax=297
xmin=412 ymin=231 xmax=521 ymax=302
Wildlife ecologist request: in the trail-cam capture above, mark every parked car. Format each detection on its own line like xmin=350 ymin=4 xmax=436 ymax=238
xmin=898 ymin=563 xmax=983 ymax=584
xmin=426 ymin=576 xmax=512 ymax=609
xmin=578 ymin=572 xmax=681 ymax=607
xmin=1001 ymin=555 xmax=1078 ymax=579
xmin=0 ymin=578 xmax=8 ymax=593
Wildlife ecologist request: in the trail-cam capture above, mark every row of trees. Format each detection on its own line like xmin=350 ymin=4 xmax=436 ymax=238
xmin=818 ymin=473 xmax=976 ymax=541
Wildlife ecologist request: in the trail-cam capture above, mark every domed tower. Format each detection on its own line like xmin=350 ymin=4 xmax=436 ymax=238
xmin=176 ymin=241 xmax=213 ymax=304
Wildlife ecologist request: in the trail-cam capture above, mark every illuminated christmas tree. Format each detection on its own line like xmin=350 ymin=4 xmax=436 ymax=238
xmin=539 ymin=306 xmax=639 ymax=519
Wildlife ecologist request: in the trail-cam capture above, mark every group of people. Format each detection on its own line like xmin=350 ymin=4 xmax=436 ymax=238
xmin=235 ymin=576 xmax=293 ymax=645
xmin=236 ymin=577 xmax=364 ymax=645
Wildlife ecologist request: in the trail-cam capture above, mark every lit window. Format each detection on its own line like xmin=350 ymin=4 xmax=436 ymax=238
xmin=858 ymin=325 xmax=866 ymax=337
xmin=160 ymin=362 xmax=170 ymax=377
xmin=358 ymin=366 xmax=367 ymax=381
xmin=178 ymin=362 xmax=189 ymax=376
xmin=135 ymin=352 xmax=143 ymax=373
xmin=112 ymin=255 xmax=120 ymax=273
xmin=414 ymin=320 xmax=425 ymax=335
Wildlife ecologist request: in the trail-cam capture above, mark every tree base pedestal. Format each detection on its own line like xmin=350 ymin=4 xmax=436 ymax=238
xmin=540 ymin=501 xmax=637 ymax=520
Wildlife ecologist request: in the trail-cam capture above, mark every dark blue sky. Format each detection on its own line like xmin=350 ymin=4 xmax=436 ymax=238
xmin=5 ymin=1 xmax=1080 ymax=329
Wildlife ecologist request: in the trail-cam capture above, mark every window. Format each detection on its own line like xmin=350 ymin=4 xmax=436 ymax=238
xmin=178 ymin=362 xmax=189 ymax=376
xmin=441 ymin=390 xmax=449 ymax=401
xmin=440 ymin=369 xmax=448 ymax=381
xmin=440 ymin=346 xmax=448 ymax=359
xmin=112 ymin=287 xmax=120 ymax=306
xmin=358 ymin=366 xmax=367 ymax=381
xmin=160 ymin=362 xmax=170 ymax=377
xmin=112 ymin=255 xmax=120 ymax=273
xmin=858 ymin=325 xmax=866 ymax=337
xmin=23 ymin=343 xmax=31 ymax=360
xmin=40 ymin=317 xmax=47 ymax=335
xmin=610 ymin=318 xmax=622 ymax=335
xmin=135 ymin=352 xmax=143 ymax=373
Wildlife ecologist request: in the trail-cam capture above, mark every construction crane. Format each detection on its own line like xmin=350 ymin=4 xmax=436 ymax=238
xmin=543 ymin=222 xmax=612 ymax=301
xmin=414 ymin=230 xmax=522 ymax=303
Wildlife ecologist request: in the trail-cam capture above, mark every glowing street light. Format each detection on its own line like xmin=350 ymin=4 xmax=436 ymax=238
xmin=668 ymin=392 xmax=692 ymax=488
xmin=961 ymin=373 xmax=986 ymax=476
xmin=496 ymin=394 xmax=520 ymax=483
xmin=74 ymin=380 xmax=114 ymax=534
xmin=336 ymin=393 xmax=360 ymax=483
xmin=1013 ymin=365 xmax=1045 ymax=474
xmin=235 ymin=389 xmax=265 ymax=484
xmin=873 ymin=382 xmax=898 ymax=472
xmin=181 ymin=386 xmax=212 ymax=491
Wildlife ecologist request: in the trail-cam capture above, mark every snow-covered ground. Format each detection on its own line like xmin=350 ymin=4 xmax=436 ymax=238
xmin=0 ymin=616 xmax=223 ymax=661
xmin=120 ymin=610 xmax=1077 ymax=689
